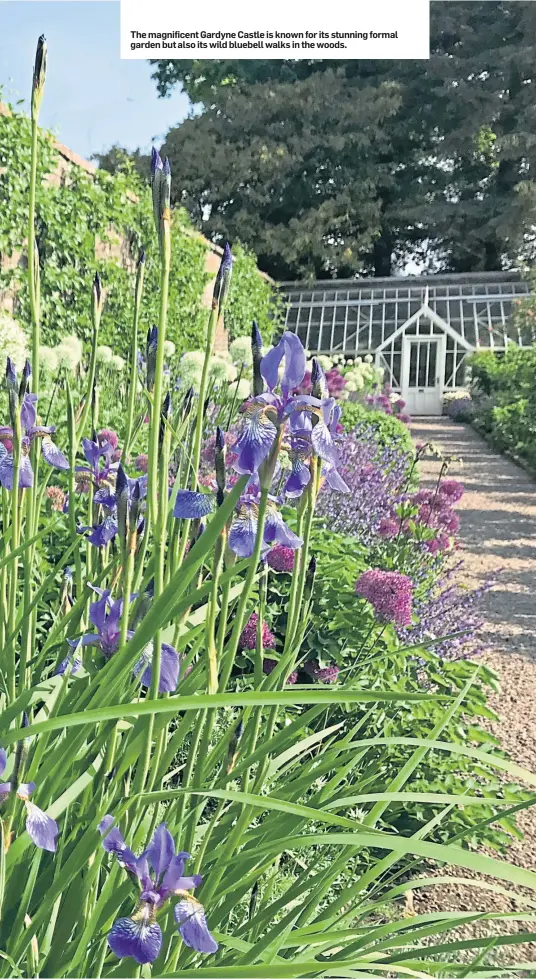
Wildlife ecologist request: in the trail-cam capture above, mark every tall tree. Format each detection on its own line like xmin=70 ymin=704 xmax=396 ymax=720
xmin=151 ymin=1 xmax=536 ymax=278
xmin=161 ymin=72 xmax=401 ymax=279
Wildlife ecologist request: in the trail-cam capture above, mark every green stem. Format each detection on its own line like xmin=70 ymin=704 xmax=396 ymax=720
xmin=124 ymin=255 xmax=146 ymax=459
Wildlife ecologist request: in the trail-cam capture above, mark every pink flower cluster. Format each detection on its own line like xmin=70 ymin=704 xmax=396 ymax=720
xmin=46 ymin=486 xmax=66 ymax=512
xmin=408 ymin=479 xmax=464 ymax=553
xmin=239 ymin=613 xmax=275 ymax=651
xmin=295 ymin=368 xmax=346 ymax=399
xmin=267 ymin=545 xmax=296 ymax=573
xmin=263 ymin=658 xmax=298 ymax=684
xmin=355 ymin=569 xmax=413 ymax=627
xmin=366 ymin=390 xmax=411 ymax=425
xmin=303 ymin=660 xmax=339 ymax=684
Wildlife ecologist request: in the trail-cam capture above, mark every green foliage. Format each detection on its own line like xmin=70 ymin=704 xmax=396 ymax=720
xmin=341 ymin=402 xmax=414 ymax=463
xmin=151 ymin=3 xmax=536 ymax=278
xmin=225 ymin=242 xmax=282 ymax=343
xmin=470 ymin=346 xmax=536 ymax=465
xmin=0 ymin=107 xmax=276 ymax=357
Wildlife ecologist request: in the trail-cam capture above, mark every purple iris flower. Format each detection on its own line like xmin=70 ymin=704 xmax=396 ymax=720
xmin=0 ymin=749 xmax=58 ymax=852
xmin=60 ymin=586 xmax=179 ymax=693
xmin=228 ymin=484 xmax=303 ymax=559
xmin=233 ymin=333 xmax=340 ymax=486
xmin=0 ymin=393 xmax=69 ymax=490
xmin=99 ymin=818 xmax=218 ymax=964
xmin=76 ymin=445 xmax=147 ymax=547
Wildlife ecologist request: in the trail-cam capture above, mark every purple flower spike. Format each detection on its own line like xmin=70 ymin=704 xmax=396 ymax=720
xmin=173 ymin=490 xmax=214 ymax=519
xmin=0 ymin=748 xmax=7 ymax=778
xmin=108 ymin=912 xmax=162 ymax=965
xmin=174 ymin=896 xmax=219 ymax=954
xmin=24 ymin=801 xmax=59 ymax=852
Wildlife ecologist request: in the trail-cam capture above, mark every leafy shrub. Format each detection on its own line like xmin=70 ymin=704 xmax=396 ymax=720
xmin=469 ymin=346 xmax=536 ymax=465
xmin=341 ymin=401 xmax=415 ymax=463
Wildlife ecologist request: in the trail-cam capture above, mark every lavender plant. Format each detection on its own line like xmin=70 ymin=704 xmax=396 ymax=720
xmin=0 ymin=37 xmax=535 ymax=979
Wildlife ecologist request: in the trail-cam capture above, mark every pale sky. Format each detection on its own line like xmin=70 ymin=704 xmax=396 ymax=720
xmin=0 ymin=1 xmax=189 ymax=161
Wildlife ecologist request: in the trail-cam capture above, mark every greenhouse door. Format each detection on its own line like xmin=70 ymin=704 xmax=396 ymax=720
xmin=401 ymin=336 xmax=445 ymax=416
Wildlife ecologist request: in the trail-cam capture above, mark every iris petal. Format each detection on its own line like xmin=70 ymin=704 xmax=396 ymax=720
xmin=146 ymin=823 xmax=175 ymax=878
xmin=174 ymin=896 xmax=218 ymax=953
xmin=108 ymin=914 xmax=162 ymax=965
xmin=41 ymin=436 xmax=69 ymax=471
xmin=0 ymin=748 xmax=6 ymax=779
xmin=24 ymin=801 xmax=58 ymax=852
xmin=229 ymin=506 xmax=258 ymax=558
xmin=234 ymin=410 xmax=277 ymax=475
xmin=133 ymin=642 xmax=180 ymax=694
xmin=173 ymin=490 xmax=214 ymax=519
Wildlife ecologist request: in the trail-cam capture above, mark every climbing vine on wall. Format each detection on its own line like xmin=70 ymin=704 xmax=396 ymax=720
xmin=0 ymin=107 xmax=279 ymax=356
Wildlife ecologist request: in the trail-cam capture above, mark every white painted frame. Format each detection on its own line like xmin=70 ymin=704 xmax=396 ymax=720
xmin=401 ymin=334 xmax=446 ymax=416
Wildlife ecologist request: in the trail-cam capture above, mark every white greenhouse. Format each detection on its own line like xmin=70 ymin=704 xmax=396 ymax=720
xmin=280 ymin=271 xmax=531 ymax=415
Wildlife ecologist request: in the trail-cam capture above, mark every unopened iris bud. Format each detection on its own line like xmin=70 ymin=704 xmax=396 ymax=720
xmin=181 ymin=386 xmax=194 ymax=418
xmin=311 ymin=358 xmax=327 ymax=400
xmin=304 ymin=555 xmax=317 ymax=602
xmin=212 ymin=243 xmax=233 ymax=314
xmin=92 ymin=273 xmax=103 ymax=322
xmin=115 ymin=464 xmax=129 ymax=545
xmin=138 ymin=249 xmax=146 ymax=267
xmin=18 ymin=359 xmax=31 ymax=403
xmin=159 ymin=391 xmax=171 ymax=447
xmin=31 ymin=35 xmax=47 ymax=121
xmin=162 ymin=158 xmax=171 ymax=213
xmin=146 ymin=326 xmax=158 ymax=390
xmin=215 ymin=426 xmax=226 ymax=506
xmin=150 ymin=147 xmax=164 ymax=234
xmin=5 ymin=357 xmax=17 ymax=391
xmin=252 ymin=321 xmax=264 ymax=396
xmin=6 ymin=357 xmax=18 ymax=427
xmin=226 ymin=719 xmax=244 ymax=774
xmin=249 ymin=881 xmax=259 ymax=921
xmin=129 ymin=480 xmax=141 ymax=534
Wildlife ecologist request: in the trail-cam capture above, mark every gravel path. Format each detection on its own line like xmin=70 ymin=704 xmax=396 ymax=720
xmin=411 ymin=418 xmax=536 ymax=963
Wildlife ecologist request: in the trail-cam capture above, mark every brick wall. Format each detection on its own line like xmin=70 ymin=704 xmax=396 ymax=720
xmin=0 ymin=102 xmax=272 ymax=350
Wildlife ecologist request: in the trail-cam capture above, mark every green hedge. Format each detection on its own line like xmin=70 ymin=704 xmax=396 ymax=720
xmin=0 ymin=107 xmax=279 ymax=356
xmin=470 ymin=347 xmax=536 ymax=466
xmin=341 ymin=401 xmax=415 ymax=462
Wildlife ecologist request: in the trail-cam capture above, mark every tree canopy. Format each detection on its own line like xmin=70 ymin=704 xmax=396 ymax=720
xmin=144 ymin=2 xmax=536 ymax=279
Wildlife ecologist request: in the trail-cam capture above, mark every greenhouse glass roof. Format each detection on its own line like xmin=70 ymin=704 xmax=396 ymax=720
xmin=280 ymin=271 xmax=531 ymax=354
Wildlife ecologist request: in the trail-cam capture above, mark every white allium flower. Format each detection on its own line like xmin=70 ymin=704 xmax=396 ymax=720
xmin=364 ymin=353 xmax=373 ymax=364
xmin=356 ymin=356 xmax=363 ymax=364
xmin=316 ymin=355 xmax=333 ymax=370
xmin=234 ymin=378 xmax=251 ymax=400
xmin=163 ymin=340 xmax=176 ymax=357
xmin=96 ymin=345 xmax=113 ymax=364
xmin=39 ymin=345 xmax=58 ymax=373
xmin=0 ymin=312 xmax=29 ymax=371
xmin=56 ymin=341 xmax=82 ymax=371
xmin=181 ymin=351 xmax=205 ymax=370
xmin=110 ymin=355 xmax=125 ymax=372
xmin=345 ymin=379 xmax=358 ymax=392
xmin=210 ymin=357 xmax=234 ymax=385
xmin=229 ymin=336 xmax=252 ymax=367
xmin=62 ymin=334 xmax=84 ymax=358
